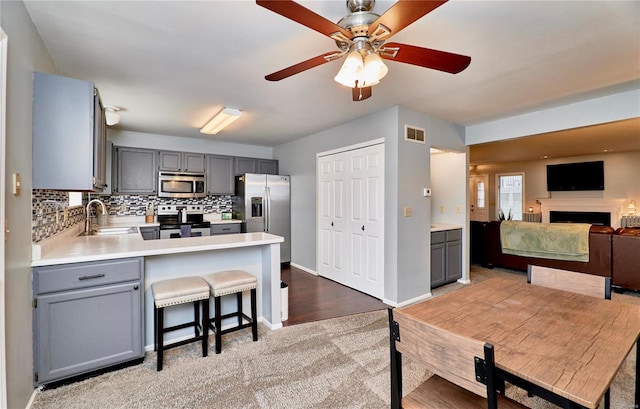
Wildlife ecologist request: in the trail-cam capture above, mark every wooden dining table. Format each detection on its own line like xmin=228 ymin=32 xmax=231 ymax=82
xmin=392 ymin=277 xmax=640 ymax=409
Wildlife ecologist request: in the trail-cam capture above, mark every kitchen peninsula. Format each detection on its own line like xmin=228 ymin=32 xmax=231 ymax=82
xmin=32 ymin=227 xmax=284 ymax=349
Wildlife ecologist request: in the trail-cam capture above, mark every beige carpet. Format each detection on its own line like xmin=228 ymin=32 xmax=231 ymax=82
xmin=30 ymin=266 xmax=640 ymax=408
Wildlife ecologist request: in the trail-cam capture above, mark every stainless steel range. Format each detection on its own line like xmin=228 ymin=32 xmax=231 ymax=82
xmin=157 ymin=205 xmax=211 ymax=239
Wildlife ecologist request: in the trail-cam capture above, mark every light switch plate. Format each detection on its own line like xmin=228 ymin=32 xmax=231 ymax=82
xmin=12 ymin=173 xmax=21 ymax=196
xmin=404 ymin=207 xmax=412 ymax=217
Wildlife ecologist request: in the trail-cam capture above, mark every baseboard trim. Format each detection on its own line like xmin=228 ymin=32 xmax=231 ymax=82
xmin=289 ymin=262 xmax=318 ymax=276
xmin=385 ymin=292 xmax=433 ymax=308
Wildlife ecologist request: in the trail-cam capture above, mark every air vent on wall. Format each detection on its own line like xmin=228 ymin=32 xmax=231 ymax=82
xmin=405 ymin=125 xmax=425 ymax=144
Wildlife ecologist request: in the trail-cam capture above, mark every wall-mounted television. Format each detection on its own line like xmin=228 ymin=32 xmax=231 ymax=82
xmin=546 ymin=160 xmax=604 ymax=191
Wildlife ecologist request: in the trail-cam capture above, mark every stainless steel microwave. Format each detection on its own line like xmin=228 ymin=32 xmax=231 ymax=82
xmin=158 ymin=171 xmax=206 ymax=198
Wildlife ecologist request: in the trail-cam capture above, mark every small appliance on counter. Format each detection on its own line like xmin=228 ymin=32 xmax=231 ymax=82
xmin=157 ymin=205 xmax=211 ymax=239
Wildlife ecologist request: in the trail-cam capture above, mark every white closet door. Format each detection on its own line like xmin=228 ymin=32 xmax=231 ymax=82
xmin=317 ymin=141 xmax=384 ymax=298
xmin=317 ymin=154 xmax=347 ymax=284
xmin=349 ymin=144 xmax=384 ymax=298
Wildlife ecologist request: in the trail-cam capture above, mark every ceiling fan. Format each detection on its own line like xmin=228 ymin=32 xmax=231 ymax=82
xmin=256 ymin=0 xmax=471 ymax=101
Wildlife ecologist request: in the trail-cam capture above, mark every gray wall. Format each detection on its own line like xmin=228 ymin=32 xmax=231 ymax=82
xmin=1 ymin=1 xmax=57 ymax=407
xmin=274 ymin=106 xmax=466 ymax=305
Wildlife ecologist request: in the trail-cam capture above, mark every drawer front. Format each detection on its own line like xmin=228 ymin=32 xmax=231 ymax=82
xmin=447 ymin=229 xmax=462 ymax=241
xmin=211 ymin=224 xmax=241 ymax=235
xmin=431 ymin=231 xmax=446 ymax=244
xmin=34 ymin=257 xmax=143 ymax=294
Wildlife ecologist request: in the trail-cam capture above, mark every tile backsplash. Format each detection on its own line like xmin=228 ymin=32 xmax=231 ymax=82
xmin=32 ymin=190 xmax=234 ymax=243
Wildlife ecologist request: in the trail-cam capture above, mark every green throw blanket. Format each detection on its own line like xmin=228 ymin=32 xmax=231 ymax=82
xmin=500 ymin=220 xmax=590 ymax=262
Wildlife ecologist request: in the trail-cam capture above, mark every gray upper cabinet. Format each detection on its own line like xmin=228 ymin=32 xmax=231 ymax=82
xmin=234 ymin=157 xmax=279 ymax=176
xmin=257 ymin=159 xmax=279 ymax=175
xmin=158 ymin=151 xmax=205 ymax=173
xmin=234 ymin=157 xmax=257 ymax=176
xmin=206 ymin=155 xmax=234 ymax=195
xmin=112 ymin=146 xmax=157 ymax=194
xmin=33 ymin=72 xmax=107 ymax=192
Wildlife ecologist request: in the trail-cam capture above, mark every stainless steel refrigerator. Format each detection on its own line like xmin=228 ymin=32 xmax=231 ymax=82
xmin=234 ymin=173 xmax=291 ymax=263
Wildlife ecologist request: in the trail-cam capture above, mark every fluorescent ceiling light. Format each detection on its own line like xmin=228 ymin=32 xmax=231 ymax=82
xmin=200 ymin=107 xmax=241 ymax=135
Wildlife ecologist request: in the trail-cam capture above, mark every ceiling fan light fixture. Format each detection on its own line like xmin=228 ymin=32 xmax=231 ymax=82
xmin=363 ymin=52 xmax=388 ymax=84
xmin=200 ymin=107 xmax=241 ymax=135
xmin=334 ymin=50 xmax=364 ymax=87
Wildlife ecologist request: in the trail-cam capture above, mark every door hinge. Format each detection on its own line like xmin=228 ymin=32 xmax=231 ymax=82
xmin=33 ymin=298 xmax=37 ymax=309
xmin=34 ymin=371 xmax=38 ymax=383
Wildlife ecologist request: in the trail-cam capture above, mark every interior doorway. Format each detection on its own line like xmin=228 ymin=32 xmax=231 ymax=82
xmin=469 ymin=174 xmax=489 ymax=222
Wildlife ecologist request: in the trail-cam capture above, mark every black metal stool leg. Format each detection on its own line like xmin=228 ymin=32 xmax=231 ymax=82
xmin=202 ymin=299 xmax=209 ymax=357
xmin=194 ymin=301 xmax=200 ymax=337
xmin=153 ymin=304 xmax=158 ymax=352
xmin=251 ymin=288 xmax=258 ymax=341
xmin=157 ymin=306 xmax=164 ymax=371
xmin=215 ymin=296 xmax=222 ymax=354
xmin=236 ymin=292 xmax=243 ymax=327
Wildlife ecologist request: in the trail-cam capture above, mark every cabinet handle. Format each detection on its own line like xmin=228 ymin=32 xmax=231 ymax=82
xmin=78 ymin=273 xmax=105 ymax=281
xmin=133 ymin=285 xmax=139 ymax=291
xmin=222 ymin=228 xmax=231 ymax=231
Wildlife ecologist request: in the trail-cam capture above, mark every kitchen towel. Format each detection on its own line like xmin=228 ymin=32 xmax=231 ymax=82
xmin=180 ymin=224 xmax=191 ymax=238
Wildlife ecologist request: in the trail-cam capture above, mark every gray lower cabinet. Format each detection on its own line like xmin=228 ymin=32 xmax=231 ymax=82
xmin=207 ymin=155 xmax=234 ymax=194
xmin=211 ymin=223 xmax=241 ymax=235
xmin=430 ymin=229 xmax=462 ymax=289
xmin=112 ymin=146 xmax=157 ymax=194
xmin=33 ymin=257 xmax=144 ymax=386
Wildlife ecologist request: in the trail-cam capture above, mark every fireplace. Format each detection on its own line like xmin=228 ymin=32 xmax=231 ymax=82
xmin=550 ymin=211 xmax=611 ymax=226
xmin=538 ymin=198 xmax=623 ymax=228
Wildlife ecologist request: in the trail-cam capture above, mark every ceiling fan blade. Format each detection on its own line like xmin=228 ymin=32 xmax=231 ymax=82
xmin=352 ymin=86 xmax=372 ymax=102
xmin=256 ymin=0 xmax=351 ymax=39
xmin=380 ymin=42 xmax=471 ymax=74
xmin=368 ymin=0 xmax=448 ymax=40
xmin=265 ymin=51 xmax=341 ymax=81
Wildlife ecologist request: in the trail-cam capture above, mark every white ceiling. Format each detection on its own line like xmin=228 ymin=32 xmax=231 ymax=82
xmin=24 ymin=0 xmax=640 ymax=150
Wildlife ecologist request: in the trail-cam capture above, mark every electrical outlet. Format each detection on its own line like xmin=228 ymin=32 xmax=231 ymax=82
xmin=404 ymin=207 xmax=412 ymax=217
xmin=439 ymin=205 xmax=445 ymax=213
xmin=120 ymin=203 xmax=127 ymax=212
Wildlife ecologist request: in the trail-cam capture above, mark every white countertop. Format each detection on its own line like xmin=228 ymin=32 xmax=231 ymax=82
xmin=32 ymin=221 xmax=281 ymax=267
xmin=430 ymin=223 xmax=463 ymax=232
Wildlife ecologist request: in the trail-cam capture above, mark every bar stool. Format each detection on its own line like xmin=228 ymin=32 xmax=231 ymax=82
xmin=151 ymin=276 xmax=210 ymax=371
xmin=202 ymin=270 xmax=258 ymax=354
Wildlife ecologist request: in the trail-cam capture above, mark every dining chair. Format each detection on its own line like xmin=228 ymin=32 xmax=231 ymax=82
xmin=526 ymin=264 xmax=612 ymax=408
xmin=389 ymin=309 xmax=528 ymax=409
xmin=527 ymin=264 xmax=611 ymax=299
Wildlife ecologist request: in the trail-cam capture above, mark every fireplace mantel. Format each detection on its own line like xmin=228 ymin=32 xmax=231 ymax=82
xmin=538 ymin=198 xmax=624 ymax=228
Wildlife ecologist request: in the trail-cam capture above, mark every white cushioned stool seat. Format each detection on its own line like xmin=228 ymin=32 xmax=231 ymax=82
xmin=203 ymin=270 xmax=257 ymax=297
xmin=152 ymin=276 xmax=210 ymax=308
xmin=151 ymin=276 xmax=210 ymax=371
xmin=203 ymin=270 xmax=258 ymax=354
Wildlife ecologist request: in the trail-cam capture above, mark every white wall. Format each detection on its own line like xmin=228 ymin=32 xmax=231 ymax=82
xmin=471 ymin=151 xmax=640 ymax=221
xmin=109 ymin=129 xmax=274 ymax=158
xmin=0 ymin=1 xmax=57 ymax=407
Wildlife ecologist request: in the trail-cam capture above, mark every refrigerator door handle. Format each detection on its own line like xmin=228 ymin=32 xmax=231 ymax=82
xmin=265 ymin=186 xmax=270 ymax=232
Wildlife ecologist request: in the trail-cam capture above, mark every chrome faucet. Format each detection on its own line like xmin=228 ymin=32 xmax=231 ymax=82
xmin=85 ymin=198 xmax=107 ymax=233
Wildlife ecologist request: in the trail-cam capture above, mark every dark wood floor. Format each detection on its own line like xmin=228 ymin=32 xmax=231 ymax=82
xmin=280 ymin=264 xmax=388 ymax=327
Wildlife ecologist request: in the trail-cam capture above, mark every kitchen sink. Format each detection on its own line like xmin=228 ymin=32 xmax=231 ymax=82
xmin=78 ymin=226 xmax=139 ymax=236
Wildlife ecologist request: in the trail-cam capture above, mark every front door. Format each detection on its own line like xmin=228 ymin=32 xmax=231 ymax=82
xmin=470 ymin=174 xmax=489 ymax=222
